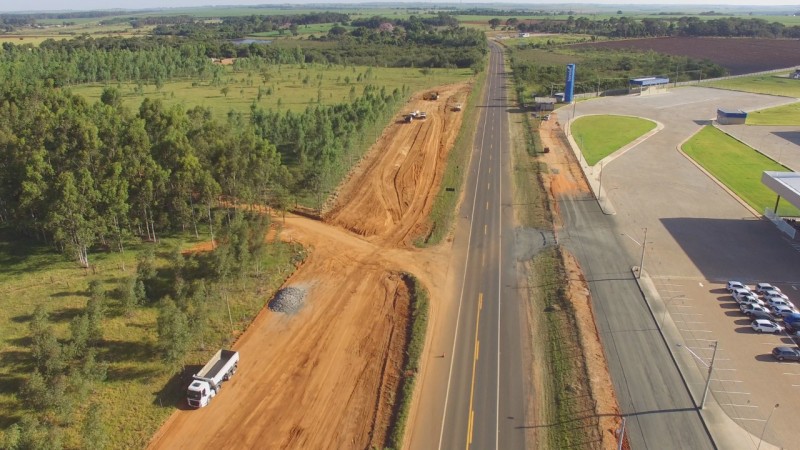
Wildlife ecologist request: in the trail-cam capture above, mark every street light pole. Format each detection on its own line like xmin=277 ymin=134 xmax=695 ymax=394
xmin=757 ymin=403 xmax=779 ymax=450
xmin=700 ymin=340 xmax=718 ymax=409
xmin=638 ymin=227 xmax=647 ymax=279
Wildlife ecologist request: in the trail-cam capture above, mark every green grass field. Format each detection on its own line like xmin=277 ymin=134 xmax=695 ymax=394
xmin=683 ymin=126 xmax=800 ymax=217
xmin=571 ymin=115 xmax=656 ymax=166
xmin=70 ymin=64 xmax=472 ymax=119
xmin=747 ymin=101 xmax=800 ymax=126
xmin=705 ymin=72 xmax=800 ymax=98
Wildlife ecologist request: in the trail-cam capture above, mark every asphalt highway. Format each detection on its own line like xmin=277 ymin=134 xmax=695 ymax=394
xmin=558 ymin=191 xmax=716 ymax=449
xmin=437 ymin=42 xmax=526 ymax=450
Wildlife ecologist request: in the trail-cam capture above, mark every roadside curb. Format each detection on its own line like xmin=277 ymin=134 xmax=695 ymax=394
xmin=634 ymin=268 xmax=780 ymax=450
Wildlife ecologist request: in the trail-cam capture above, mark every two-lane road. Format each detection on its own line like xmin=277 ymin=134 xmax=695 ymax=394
xmin=436 ymin=41 xmax=526 ymax=450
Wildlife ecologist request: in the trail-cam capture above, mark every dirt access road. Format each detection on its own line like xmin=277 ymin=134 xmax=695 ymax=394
xmin=147 ymin=83 xmax=470 ymax=449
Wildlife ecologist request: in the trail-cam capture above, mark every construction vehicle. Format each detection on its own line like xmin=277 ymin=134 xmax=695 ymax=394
xmin=452 ymin=103 xmax=462 ymax=112
xmin=424 ymin=92 xmax=439 ymax=100
xmin=187 ymin=349 xmax=240 ymax=408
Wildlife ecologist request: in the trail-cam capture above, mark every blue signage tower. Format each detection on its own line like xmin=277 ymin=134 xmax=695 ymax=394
xmin=565 ymin=63 xmax=576 ymax=103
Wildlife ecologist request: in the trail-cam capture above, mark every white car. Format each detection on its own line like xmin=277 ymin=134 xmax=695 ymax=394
xmin=732 ymin=288 xmax=755 ymax=302
xmin=763 ymin=290 xmax=788 ymax=301
xmin=741 ymin=304 xmax=770 ymax=315
xmin=752 ymin=319 xmax=783 ymax=334
xmin=766 ymin=298 xmax=794 ymax=309
xmin=771 ymin=304 xmax=798 ymax=318
xmin=739 ymin=296 xmax=766 ymax=308
xmin=727 ymin=281 xmax=748 ymax=293
xmin=756 ymin=283 xmax=781 ymax=295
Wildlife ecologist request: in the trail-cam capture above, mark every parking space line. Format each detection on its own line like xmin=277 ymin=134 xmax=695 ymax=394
xmin=674 ymin=305 xmax=694 ymax=308
xmin=783 ymin=372 xmax=800 ymax=375
xmin=719 ymin=403 xmax=758 ymax=408
xmin=685 ymin=338 xmax=718 ymax=342
xmin=713 ymin=390 xmax=749 ymax=395
xmin=711 ymin=379 xmax=743 ymax=383
xmin=679 ymin=329 xmax=712 ymax=333
xmin=732 ymin=418 xmax=766 ymax=422
xmin=714 ymin=368 xmax=737 ymax=371
xmin=683 ymin=321 xmax=707 ymax=324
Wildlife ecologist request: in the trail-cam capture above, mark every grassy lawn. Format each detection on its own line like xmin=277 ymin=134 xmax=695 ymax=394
xmin=683 ymin=126 xmax=800 ymax=216
xmin=747 ymin=101 xmax=800 ymax=126
xmin=0 ymin=227 xmax=304 ymax=448
xmin=70 ymin=64 xmax=472 ymax=119
xmin=571 ymin=115 xmax=656 ymax=166
xmin=705 ymin=72 xmax=800 ymax=98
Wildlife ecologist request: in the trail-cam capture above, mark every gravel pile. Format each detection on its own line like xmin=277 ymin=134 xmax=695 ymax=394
xmin=268 ymin=285 xmax=307 ymax=315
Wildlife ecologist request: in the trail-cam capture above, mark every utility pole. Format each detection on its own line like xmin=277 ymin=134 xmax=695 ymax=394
xmin=638 ymin=227 xmax=647 ymax=279
xmin=701 ymin=340 xmax=718 ymax=409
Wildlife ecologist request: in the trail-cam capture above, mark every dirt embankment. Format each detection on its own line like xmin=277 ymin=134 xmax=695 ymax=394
xmin=147 ymin=83 xmax=470 ymax=450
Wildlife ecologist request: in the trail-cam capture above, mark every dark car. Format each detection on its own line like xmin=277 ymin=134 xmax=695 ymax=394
xmin=772 ymin=347 xmax=800 ymax=361
xmin=751 ymin=310 xmax=779 ymax=322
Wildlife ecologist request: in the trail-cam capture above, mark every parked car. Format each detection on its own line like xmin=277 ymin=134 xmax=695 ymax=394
xmin=763 ymin=290 xmax=789 ymax=301
xmin=732 ymin=288 xmax=756 ymax=302
xmin=727 ymin=281 xmax=748 ymax=292
xmin=751 ymin=310 xmax=779 ymax=322
xmin=738 ymin=296 xmax=766 ymax=308
xmin=785 ymin=321 xmax=800 ymax=334
xmin=752 ymin=319 xmax=784 ymax=333
xmin=742 ymin=304 xmax=770 ymax=315
xmin=771 ymin=304 xmax=798 ymax=318
xmin=756 ymin=283 xmax=781 ymax=295
xmin=772 ymin=346 xmax=800 ymax=361
xmin=766 ymin=298 xmax=794 ymax=309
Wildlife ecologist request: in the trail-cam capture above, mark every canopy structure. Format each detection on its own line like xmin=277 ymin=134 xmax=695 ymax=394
xmin=762 ymin=171 xmax=800 ymax=238
xmin=762 ymin=171 xmax=800 ymax=212
xmin=629 ymin=77 xmax=669 ymax=95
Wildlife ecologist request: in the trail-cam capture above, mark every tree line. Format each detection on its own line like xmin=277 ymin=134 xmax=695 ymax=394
xmin=0 ymin=68 xmax=403 ymax=267
xmin=507 ymin=15 xmax=800 ymax=39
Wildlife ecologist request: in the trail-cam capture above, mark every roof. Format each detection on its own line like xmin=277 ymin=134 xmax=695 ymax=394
xmin=717 ymin=109 xmax=747 ymax=118
xmin=762 ymin=171 xmax=800 ymax=210
xmin=629 ymin=77 xmax=669 ymax=86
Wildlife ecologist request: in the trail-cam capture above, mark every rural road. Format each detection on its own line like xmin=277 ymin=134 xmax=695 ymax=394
xmin=435 ymin=41 xmax=527 ymax=450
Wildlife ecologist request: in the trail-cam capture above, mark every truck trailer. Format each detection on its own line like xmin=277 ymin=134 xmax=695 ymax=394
xmin=187 ymin=349 xmax=239 ymax=408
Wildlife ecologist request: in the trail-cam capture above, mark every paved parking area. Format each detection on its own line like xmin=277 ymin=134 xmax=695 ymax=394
xmin=570 ymin=86 xmax=800 ymax=448
xmin=656 ymin=277 xmax=800 ymax=447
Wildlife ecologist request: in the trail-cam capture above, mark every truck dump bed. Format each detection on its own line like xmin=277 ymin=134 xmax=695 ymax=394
xmin=197 ymin=349 xmax=238 ymax=380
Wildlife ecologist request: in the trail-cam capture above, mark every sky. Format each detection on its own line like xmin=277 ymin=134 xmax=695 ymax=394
xmin=3 ymin=0 xmax=799 ymax=12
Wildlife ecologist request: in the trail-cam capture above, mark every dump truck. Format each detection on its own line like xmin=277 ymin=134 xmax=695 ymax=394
xmin=187 ymin=349 xmax=239 ymax=408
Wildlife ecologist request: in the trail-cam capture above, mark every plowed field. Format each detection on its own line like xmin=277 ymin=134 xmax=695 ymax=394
xmin=147 ymin=82 xmax=470 ymax=450
xmin=574 ymin=37 xmax=800 ymax=75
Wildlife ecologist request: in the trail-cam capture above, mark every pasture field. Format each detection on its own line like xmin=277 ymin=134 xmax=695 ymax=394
xmin=70 ymin=64 xmax=472 ymax=119
xmin=571 ymin=115 xmax=656 ymax=166
xmin=747 ymin=102 xmax=800 ymax=126
xmin=0 ymin=227 xmax=304 ymax=448
xmin=705 ymin=72 xmax=800 ymax=99
xmin=682 ymin=126 xmax=800 ymax=217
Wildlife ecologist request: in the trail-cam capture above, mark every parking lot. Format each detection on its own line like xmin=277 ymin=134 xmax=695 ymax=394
xmin=655 ymin=277 xmax=800 ymax=447
xmin=571 ymin=86 xmax=800 ymax=448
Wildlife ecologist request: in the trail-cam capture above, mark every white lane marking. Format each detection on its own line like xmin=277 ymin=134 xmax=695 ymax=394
xmin=437 ymin=47 xmax=497 ymax=450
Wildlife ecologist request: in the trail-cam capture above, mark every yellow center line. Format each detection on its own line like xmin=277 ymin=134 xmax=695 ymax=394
xmin=466 ymin=293 xmax=483 ymax=450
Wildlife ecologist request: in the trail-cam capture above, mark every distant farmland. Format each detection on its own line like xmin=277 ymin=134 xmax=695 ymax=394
xmin=572 ymin=37 xmax=800 ymax=75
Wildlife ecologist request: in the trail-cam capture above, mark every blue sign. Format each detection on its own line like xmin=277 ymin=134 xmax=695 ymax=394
xmin=565 ymin=63 xmax=576 ymax=103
